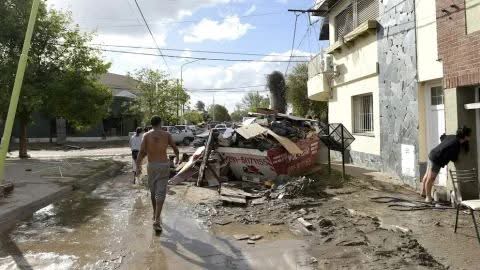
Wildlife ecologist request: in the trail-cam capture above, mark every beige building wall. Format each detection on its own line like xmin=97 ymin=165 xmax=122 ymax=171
xmin=418 ymin=83 xmax=428 ymax=162
xmin=329 ymin=76 xmax=381 ymax=155
xmin=415 ymin=0 xmax=443 ymax=82
xmin=323 ymin=1 xmax=381 ymax=156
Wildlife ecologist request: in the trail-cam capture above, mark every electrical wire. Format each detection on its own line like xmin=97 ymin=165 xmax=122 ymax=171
xmin=285 ymin=13 xmax=300 ymax=76
xmin=89 ymin=43 xmax=310 ymax=58
xmin=99 ymin=48 xmax=309 ymax=63
xmin=133 ymin=0 xmax=171 ymax=74
xmin=186 ymin=85 xmax=266 ymax=91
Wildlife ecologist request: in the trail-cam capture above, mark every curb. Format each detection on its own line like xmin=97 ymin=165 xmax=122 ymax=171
xmin=0 ymin=161 xmax=125 ymax=234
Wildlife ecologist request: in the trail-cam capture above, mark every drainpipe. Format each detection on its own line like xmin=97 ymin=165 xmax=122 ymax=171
xmin=0 ymin=0 xmax=41 ymax=185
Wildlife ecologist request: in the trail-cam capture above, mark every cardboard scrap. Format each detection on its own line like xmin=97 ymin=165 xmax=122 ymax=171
xmin=235 ymin=123 xmax=303 ymax=155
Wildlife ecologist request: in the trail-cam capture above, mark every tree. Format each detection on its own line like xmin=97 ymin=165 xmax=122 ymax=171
xmin=208 ymin=105 xmax=231 ymax=122
xmin=195 ymin=101 xmax=206 ymax=112
xmin=240 ymin=92 xmax=270 ymax=112
xmin=0 ymin=1 xmax=112 ymax=157
xmin=286 ymin=63 xmax=328 ymax=121
xmin=183 ymin=111 xmax=203 ymax=124
xmin=130 ymin=68 xmax=190 ymax=125
xmin=267 ymin=71 xmax=287 ymax=113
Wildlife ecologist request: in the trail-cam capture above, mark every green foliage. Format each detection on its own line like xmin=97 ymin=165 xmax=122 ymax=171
xmin=286 ymin=63 xmax=328 ymax=121
xmin=240 ymin=92 xmax=270 ymax=112
xmin=195 ymin=101 xmax=206 ymax=112
xmin=208 ymin=104 xmax=231 ymax=122
xmin=131 ymin=68 xmax=189 ymax=125
xmin=0 ymin=1 xmax=112 ymax=131
xmin=183 ymin=111 xmax=203 ymax=124
xmin=231 ymin=109 xmax=248 ymax=122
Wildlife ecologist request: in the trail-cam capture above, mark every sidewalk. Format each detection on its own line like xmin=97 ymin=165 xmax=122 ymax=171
xmin=0 ymin=158 xmax=123 ymax=233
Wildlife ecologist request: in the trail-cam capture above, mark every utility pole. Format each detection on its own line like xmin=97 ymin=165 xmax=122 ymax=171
xmin=0 ymin=0 xmax=41 ymax=186
xmin=212 ymin=94 xmax=215 ymax=122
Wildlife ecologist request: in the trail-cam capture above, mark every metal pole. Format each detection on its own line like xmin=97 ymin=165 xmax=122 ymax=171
xmin=0 ymin=0 xmax=41 ymax=185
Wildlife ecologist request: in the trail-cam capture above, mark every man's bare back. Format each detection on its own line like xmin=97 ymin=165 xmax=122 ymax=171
xmin=136 ymin=128 xmax=179 ymax=173
xmin=142 ymin=130 xmax=174 ymax=163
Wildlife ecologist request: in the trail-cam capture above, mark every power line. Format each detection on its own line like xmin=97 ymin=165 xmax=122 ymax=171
xmin=285 ymin=13 xmax=300 ymax=76
xmin=89 ymin=43 xmax=310 ymax=58
xmin=133 ymin=0 xmax=171 ymax=74
xmin=99 ymin=48 xmax=309 ymax=63
xmin=186 ymin=85 xmax=266 ymax=91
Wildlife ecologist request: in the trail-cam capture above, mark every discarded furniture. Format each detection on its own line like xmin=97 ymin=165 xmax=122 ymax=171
xmin=319 ymin=123 xmax=355 ymax=179
xmin=449 ymin=169 xmax=480 ymax=245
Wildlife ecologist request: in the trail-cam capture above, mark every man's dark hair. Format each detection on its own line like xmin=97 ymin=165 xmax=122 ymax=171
xmin=456 ymin=126 xmax=472 ymax=139
xmin=135 ymin=127 xmax=143 ymax=136
xmin=150 ymin=116 xmax=162 ymax=127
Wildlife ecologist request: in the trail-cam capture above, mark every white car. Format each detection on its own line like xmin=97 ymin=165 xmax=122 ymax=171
xmin=162 ymin=126 xmax=193 ymax=145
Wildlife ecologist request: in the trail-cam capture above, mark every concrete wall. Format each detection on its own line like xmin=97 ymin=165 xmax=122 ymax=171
xmin=377 ymin=0 xmax=419 ymax=186
xmin=415 ymin=0 xmax=443 ymax=82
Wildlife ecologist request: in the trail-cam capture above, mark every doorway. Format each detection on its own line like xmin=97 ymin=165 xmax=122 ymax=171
xmin=425 ymin=83 xmax=447 ymax=186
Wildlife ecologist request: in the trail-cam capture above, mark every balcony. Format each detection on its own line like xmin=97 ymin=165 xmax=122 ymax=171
xmin=307 ymin=53 xmax=331 ymax=101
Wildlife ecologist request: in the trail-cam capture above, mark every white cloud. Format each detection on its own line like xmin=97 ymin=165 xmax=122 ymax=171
xmin=180 ymin=49 xmax=193 ymax=58
xmin=244 ymin=4 xmax=257 ymax=16
xmin=183 ymin=15 xmax=254 ymax=43
xmin=182 ymin=50 xmax=310 ymax=111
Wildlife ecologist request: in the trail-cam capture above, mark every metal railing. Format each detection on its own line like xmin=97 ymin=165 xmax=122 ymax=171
xmin=308 ymin=52 xmax=324 ymax=79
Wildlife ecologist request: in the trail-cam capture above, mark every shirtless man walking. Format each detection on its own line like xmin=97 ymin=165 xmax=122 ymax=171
xmin=136 ymin=116 xmax=179 ymax=232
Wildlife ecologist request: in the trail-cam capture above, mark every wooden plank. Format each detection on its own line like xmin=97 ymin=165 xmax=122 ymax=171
xmin=297 ymin=217 xmax=313 ymax=230
xmin=220 ymin=186 xmax=259 ymax=198
xmin=197 ymin=131 xmax=214 ymax=186
xmin=220 ymin=195 xmax=247 ymax=204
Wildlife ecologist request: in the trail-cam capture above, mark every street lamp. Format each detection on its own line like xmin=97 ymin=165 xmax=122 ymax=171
xmin=179 ymin=59 xmax=201 ymax=124
xmin=180 ymin=59 xmax=201 ymax=89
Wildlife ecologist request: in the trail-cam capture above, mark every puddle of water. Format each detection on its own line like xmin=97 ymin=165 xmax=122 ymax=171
xmin=212 ymin=223 xmax=297 ymax=242
xmin=0 ymin=252 xmax=78 ymax=270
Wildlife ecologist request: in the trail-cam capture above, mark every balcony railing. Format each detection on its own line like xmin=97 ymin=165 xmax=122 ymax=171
xmin=308 ymin=52 xmax=324 ymax=79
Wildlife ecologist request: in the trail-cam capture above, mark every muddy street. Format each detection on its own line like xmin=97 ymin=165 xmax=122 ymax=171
xmin=0 ymin=169 xmax=316 ymax=270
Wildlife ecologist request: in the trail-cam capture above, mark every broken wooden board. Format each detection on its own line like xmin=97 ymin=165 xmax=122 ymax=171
xmin=220 ymin=186 xmax=260 ymax=198
xmin=197 ymin=131 xmax=214 ymax=186
xmin=220 ymin=195 xmax=247 ymax=205
xmin=297 ymin=217 xmax=313 ymax=230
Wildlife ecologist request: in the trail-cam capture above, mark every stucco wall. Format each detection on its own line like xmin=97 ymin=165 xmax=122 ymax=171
xmin=417 ymin=83 xmax=428 ymax=162
xmin=415 ymin=0 xmax=443 ymax=82
xmin=329 ymin=75 xmax=381 ymax=155
xmin=377 ymin=0 xmax=419 ymax=186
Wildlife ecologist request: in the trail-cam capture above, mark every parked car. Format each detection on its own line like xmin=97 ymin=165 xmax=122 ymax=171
xmin=162 ymin=126 xmax=194 ymax=145
xmin=214 ymin=124 xmax=227 ymax=129
xmin=175 ymin=125 xmax=196 ymax=137
xmin=192 ymin=128 xmax=227 ymax=148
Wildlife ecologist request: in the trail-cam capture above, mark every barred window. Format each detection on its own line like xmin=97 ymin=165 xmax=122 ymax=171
xmin=334 ymin=0 xmax=378 ymax=41
xmin=430 ymin=86 xmax=444 ymax=106
xmin=352 ymin=94 xmax=374 ymax=134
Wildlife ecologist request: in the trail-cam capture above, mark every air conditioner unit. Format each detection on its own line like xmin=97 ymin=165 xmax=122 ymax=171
xmin=322 ymin=55 xmax=334 ymax=73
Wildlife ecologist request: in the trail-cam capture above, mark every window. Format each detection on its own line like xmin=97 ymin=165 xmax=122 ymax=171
xmin=466 ymin=0 xmax=480 ymax=34
xmin=334 ymin=0 xmax=379 ymax=41
xmin=430 ymin=86 xmax=444 ymax=106
xmin=352 ymin=94 xmax=374 ymax=134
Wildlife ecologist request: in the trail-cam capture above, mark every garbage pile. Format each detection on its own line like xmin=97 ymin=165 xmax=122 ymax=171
xmin=169 ymin=110 xmax=321 ymax=187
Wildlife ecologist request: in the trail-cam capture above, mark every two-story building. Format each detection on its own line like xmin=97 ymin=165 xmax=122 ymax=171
xmin=435 ymin=0 xmax=480 ymax=198
xmin=309 ymin=0 xmax=439 ymax=188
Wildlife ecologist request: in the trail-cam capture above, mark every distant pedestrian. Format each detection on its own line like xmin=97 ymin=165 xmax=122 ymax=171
xmin=129 ymin=127 xmax=143 ymax=184
xmin=421 ymin=126 xmax=471 ymax=202
xmin=136 ymin=116 xmax=179 ymax=233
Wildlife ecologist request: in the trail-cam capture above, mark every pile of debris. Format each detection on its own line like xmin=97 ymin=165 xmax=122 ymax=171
xmin=170 ymin=109 xmax=322 ymax=187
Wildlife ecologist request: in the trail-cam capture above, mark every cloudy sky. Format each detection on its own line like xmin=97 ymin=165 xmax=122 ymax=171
xmin=47 ymin=0 xmax=327 ymax=111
